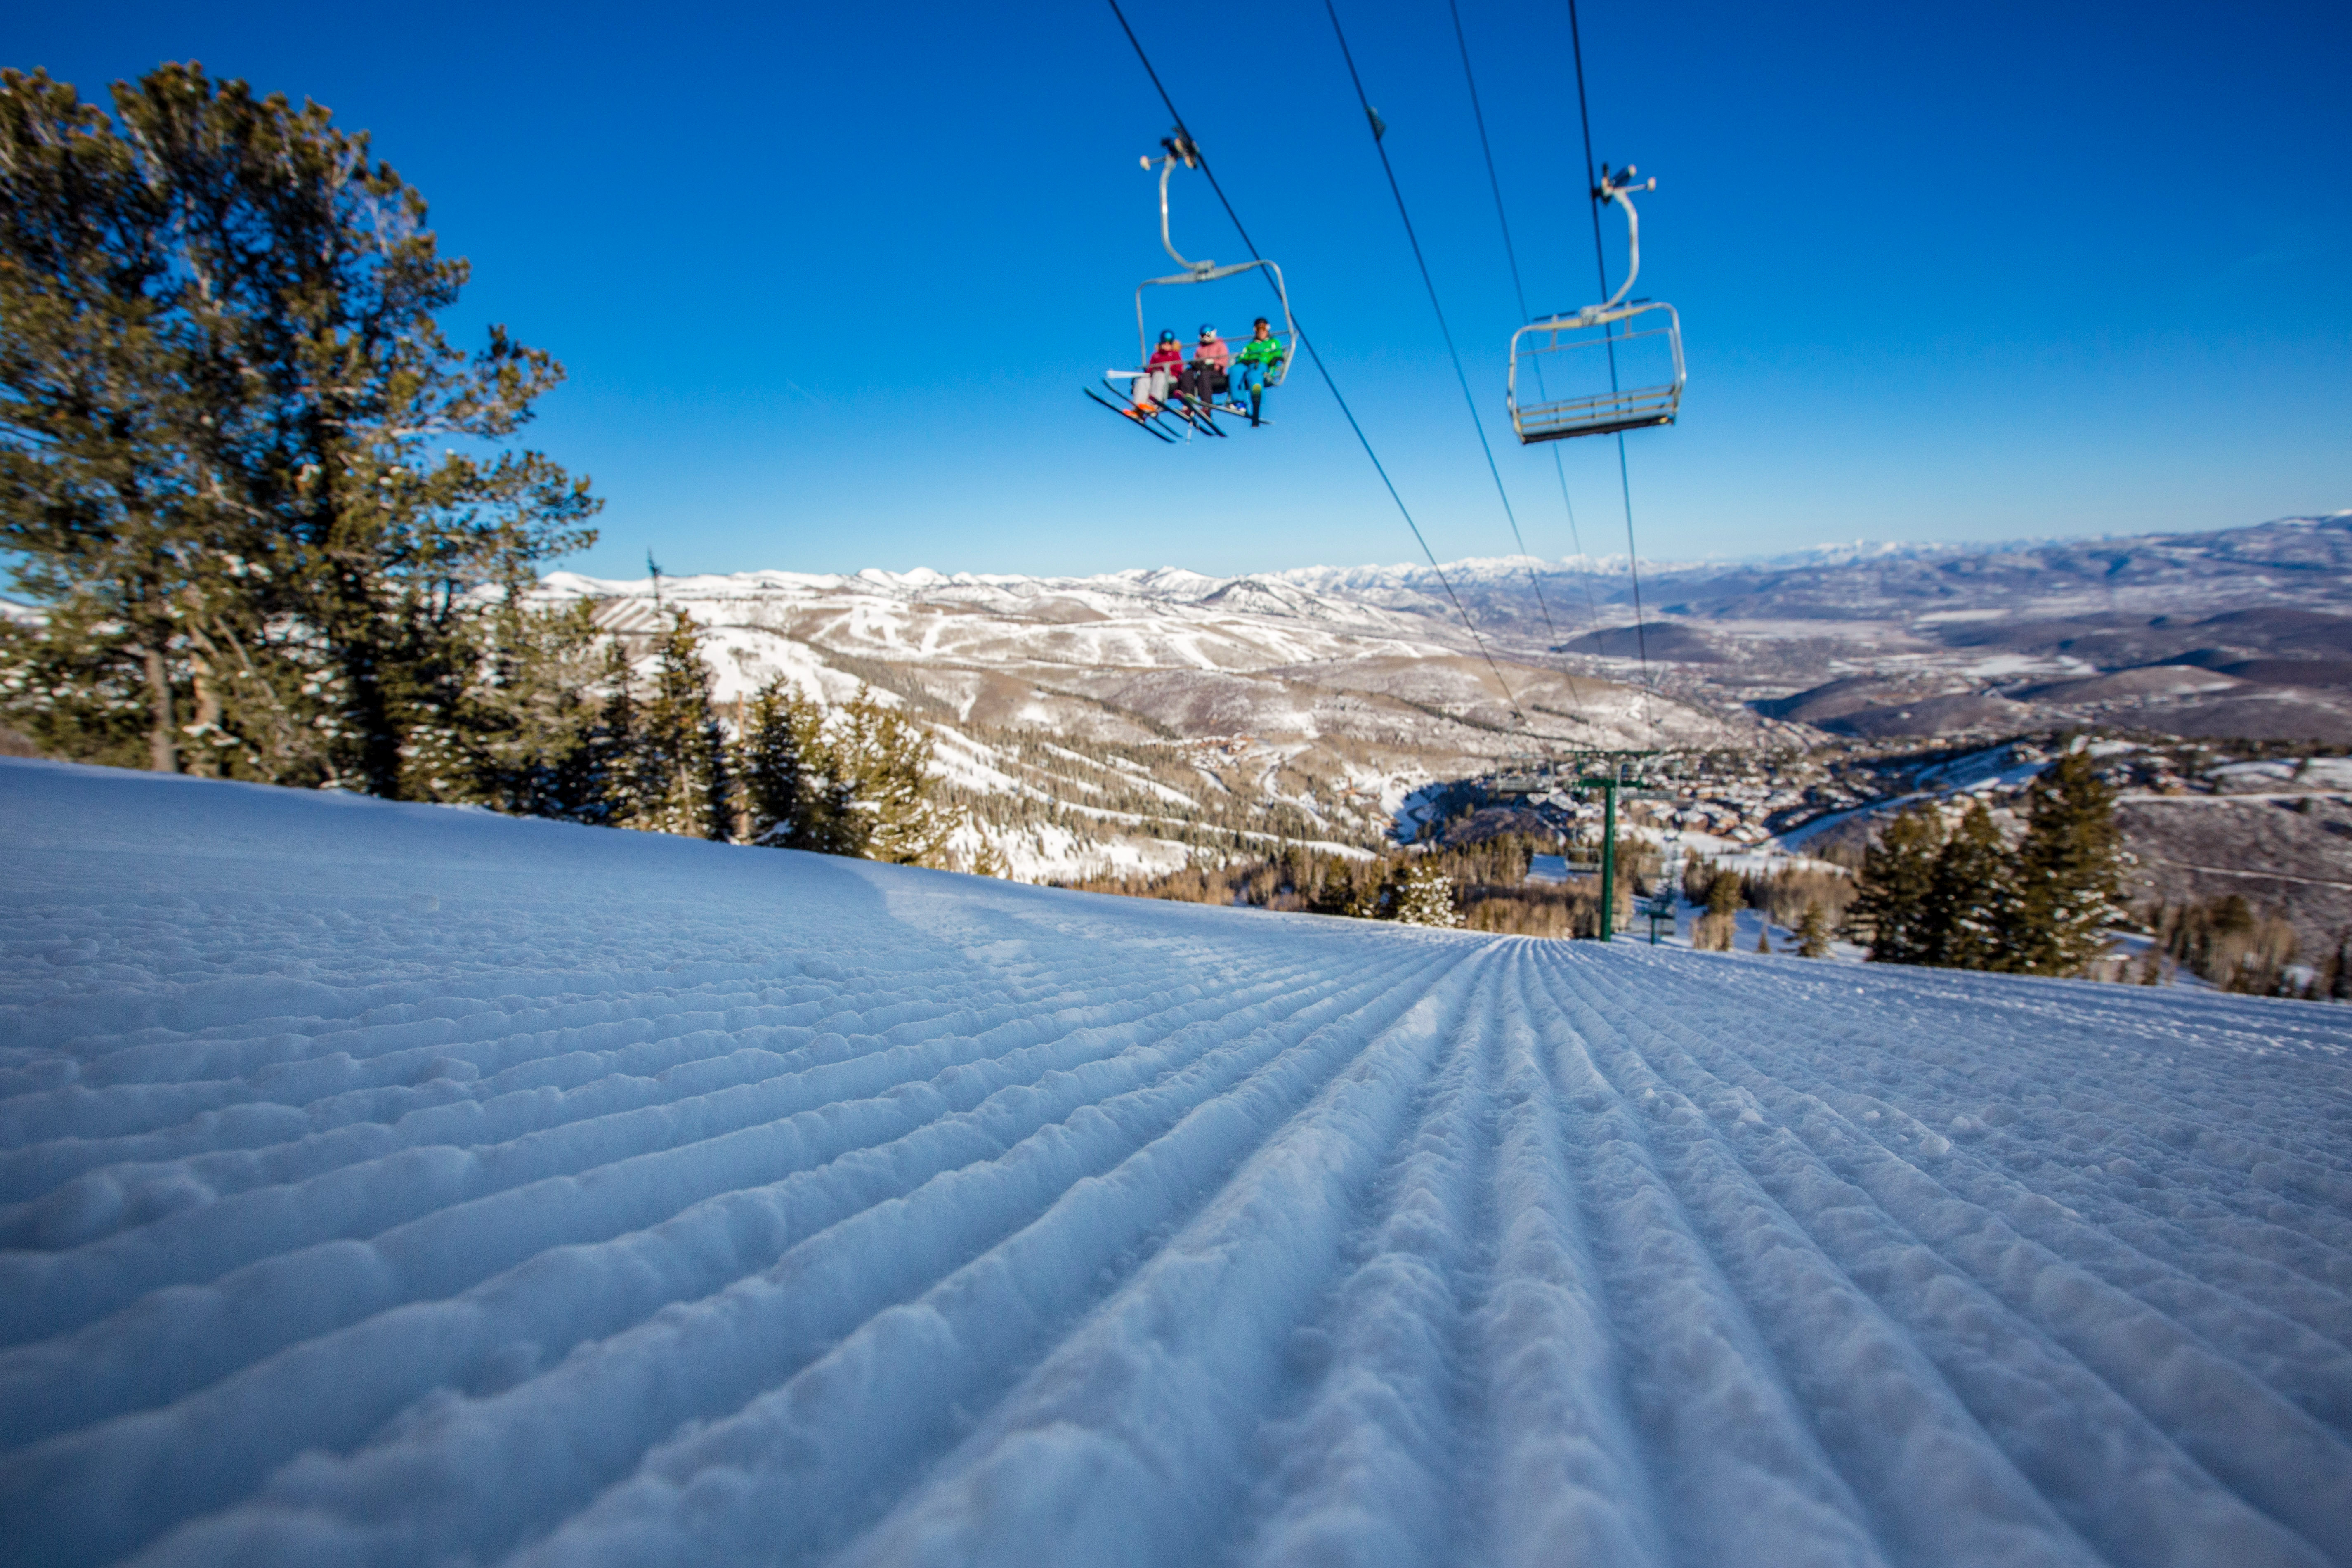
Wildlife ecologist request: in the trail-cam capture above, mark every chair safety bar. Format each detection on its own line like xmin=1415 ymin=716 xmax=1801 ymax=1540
xmin=1507 ymin=301 xmax=1683 ymax=444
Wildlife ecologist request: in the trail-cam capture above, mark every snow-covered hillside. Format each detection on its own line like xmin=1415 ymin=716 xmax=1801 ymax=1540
xmin=537 ymin=563 xmax=1725 ymax=881
xmin=4 ymin=758 xmax=2349 ymax=1567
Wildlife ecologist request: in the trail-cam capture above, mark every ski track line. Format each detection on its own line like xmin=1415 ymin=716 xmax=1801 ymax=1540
xmin=1538 ymin=954 xmax=2208 ymax=1566
xmin=1583 ymin=952 xmax=2352 ymax=1324
xmin=0 ymin=954 xmax=1324 ymax=1346
xmin=0 ymin=956 xmax=1283 ymax=1207
xmin=1466 ymin=944 xmax=1666 ymax=1568
xmin=1704 ymin=967 xmax=2352 ymax=1397
xmin=0 ymin=955 xmax=1358 ymax=1447
xmin=1731 ymin=957 xmax=2352 ymax=1205
xmin=120 ymin=946 xmax=1460 ymax=1568
xmin=1544 ymin=947 xmax=2347 ymax=1566
xmin=609 ymin=943 xmax=1494 ymax=1568
xmin=1227 ymin=939 xmax=1504 ymax=1567
xmin=1528 ymin=953 xmax=1894 ymax=1568
xmin=8 ymin=947 xmax=1457 ymax=1568
xmin=1623 ymin=956 xmax=2352 ymax=1420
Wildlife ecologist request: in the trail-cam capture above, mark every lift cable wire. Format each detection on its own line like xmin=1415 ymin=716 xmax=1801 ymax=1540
xmin=1444 ymin=0 xmax=1610 ymax=730
xmin=1103 ymin=0 xmax=1532 ymax=734
xmin=1566 ymin=0 xmax=1658 ymax=739
xmin=1319 ymin=0 xmax=1555 ymax=656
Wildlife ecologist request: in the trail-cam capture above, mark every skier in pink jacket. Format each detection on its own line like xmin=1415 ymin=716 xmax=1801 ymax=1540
xmin=1182 ymin=324 xmax=1232 ymax=414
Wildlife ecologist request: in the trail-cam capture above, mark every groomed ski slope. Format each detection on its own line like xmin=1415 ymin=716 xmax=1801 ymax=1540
xmin=2 ymin=759 xmax=2349 ymax=1568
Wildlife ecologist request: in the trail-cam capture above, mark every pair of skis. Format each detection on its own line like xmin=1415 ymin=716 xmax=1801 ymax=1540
xmin=1086 ymin=379 xmax=1266 ymax=442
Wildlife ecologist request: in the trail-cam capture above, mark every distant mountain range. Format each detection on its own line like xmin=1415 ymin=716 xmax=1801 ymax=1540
xmin=545 ymin=512 xmax=2352 ymax=877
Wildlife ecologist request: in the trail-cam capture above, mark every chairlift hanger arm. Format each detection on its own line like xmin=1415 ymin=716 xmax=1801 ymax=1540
xmin=1141 ymin=132 xmax=1216 ymax=275
xmin=1590 ymin=163 xmax=1656 ymax=313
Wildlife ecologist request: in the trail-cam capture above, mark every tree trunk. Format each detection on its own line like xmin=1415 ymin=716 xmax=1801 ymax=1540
xmin=187 ymin=655 xmax=222 ymax=777
xmin=142 ymin=644 xmax=179 ymax=773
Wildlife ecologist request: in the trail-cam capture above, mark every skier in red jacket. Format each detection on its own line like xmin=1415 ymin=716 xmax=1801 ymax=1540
xmin=1130 ymin=330 xmax=1185 ymax=416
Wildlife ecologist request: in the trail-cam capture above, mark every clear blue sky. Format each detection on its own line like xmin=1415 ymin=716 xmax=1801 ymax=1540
xmin=13 ymin=0 xmax=2348 ymax=579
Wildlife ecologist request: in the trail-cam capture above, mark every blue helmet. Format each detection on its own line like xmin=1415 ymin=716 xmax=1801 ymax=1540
xmin=1199 ymin=323 xmax=1217 ymax=337
xmin=1158 ymin=329 xmax=1178 ymax=343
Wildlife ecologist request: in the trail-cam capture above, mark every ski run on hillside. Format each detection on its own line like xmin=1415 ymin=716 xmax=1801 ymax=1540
xmin=2 ymin=758 xmax=2348 ymax=1568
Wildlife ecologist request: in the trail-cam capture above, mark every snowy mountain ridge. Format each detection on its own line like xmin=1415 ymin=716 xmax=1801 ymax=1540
xmin=534 ymin=562 xmax=1707 ymax=883
xmin=555 ymin=512 xmax=2352 ymax=613
xmin=524 ymin=512 xmax=2352 ymax=879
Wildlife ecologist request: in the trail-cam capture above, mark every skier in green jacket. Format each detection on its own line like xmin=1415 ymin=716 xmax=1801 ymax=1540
xmin=1233 ymin=318 xmax=1283 ymax=426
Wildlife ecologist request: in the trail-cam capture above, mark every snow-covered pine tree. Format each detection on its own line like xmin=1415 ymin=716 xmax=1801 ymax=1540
xmin=1755 ymin=923 xmax=1773 ymax=954
xmin=1923 ymin=801 xmax=2014 ymax=969
xmin=629 ymin=612 xmax=730 ymax=840
xmin=1390 ymin=857 xmax=1462 ymax=928
xmin=2003 ymin=750 xmax=2123 ymax=975
xmin=1795 ymin=902 xmax=1832 ymax=957
xmin=1851 ymin=807 xmax=1943 ymax=963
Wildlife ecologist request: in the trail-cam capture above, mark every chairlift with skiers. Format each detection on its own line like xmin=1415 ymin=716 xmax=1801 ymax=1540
xmin=1085 ymin=133 xmax=1298 ymax=442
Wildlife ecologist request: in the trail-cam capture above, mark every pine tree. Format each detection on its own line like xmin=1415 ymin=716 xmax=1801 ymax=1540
xmin=1310 ymin=857 xmax=1381 ymax=917
xmin=629 ymin=613 xmax=730 ymax=840
xmin=2003 ymin=751 xmax=2123 ymax=976
xmin=734 ymin=682 xmax=950 ymax=864
xmin=1755 ymin=923 xmax=1773 ymax=954
xmin=1795 ymin=902 xmax=1831 ymax=958
xmin=1851 ymin=807 xmax=1944 ymax=963
xmin=735 ymin=676 xmax=827 ymax=848
xmin=1922 ymin=801 xmax=2013 ymax=969
xmin=1695 ymin=869 xmax=1740 ymax=952
xmin=1390 ymin=857 xmax=1462 ymax=928
xmin=559 ymin=640 xmax=641 ymax=828
xmin=964 ymin=821 xmax=1009 ymax=879
xmin=0 ymin=65 xmax=597 ymax=793
xmin=386 ymin=585 xmax=608 ymax=815
xmin=826 ymin=688 xmax=952 ymax=865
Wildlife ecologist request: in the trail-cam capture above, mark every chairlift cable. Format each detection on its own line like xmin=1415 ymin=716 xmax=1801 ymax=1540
xmin=1103 ymin=0 xmax=1533 ymax=735
xmin=1321 ymin=0 xmax=1554 ymax=690
xmin=1445 ymin=0 xmax=1610 ymax=734
xmin=1566 ymin=0 xmax=1659 ymax=739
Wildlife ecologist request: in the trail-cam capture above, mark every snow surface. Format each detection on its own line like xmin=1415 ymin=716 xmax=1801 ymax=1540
xmin=4 ymin=757 xmax=2351 ymax=1568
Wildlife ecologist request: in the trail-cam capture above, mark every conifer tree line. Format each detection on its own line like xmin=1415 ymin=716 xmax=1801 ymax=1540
xmin=1846 ymin=751 xmax=2125 ymax=976
xmin=1069 ymin=831 xmax=1624 ymax=935
xmin=2140 ymin=894 xmax=2346 ymax=998
xmin=480 ymin=609 xmax=952 ymax=860
xmin=0 ymin=65 xmax=956 ymax=866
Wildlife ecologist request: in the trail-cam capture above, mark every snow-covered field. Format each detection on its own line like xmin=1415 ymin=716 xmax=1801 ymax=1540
xmin=4 ymin=758 xmax=2350 ymax=1568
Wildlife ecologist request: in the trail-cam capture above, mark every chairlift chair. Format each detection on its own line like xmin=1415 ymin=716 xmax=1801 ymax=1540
xmin=1507 ymin=164 xmax=1685 ymax=444
xmin=1090 ymin=135 xmax=1298 ymax=440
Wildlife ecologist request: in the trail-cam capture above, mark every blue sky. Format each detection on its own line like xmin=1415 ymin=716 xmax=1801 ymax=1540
xmin=13 ymin=0 xmax=2348 ymax=579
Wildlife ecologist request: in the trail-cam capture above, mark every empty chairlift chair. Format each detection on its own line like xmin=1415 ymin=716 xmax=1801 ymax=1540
xmin=1507 ymin=164 xmax=1684 ymax=444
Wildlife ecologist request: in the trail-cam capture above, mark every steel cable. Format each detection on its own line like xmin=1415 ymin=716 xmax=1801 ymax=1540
xmin=1104 ymin=0 xmax=1533 ymax=735
xmin=1567 ymin=0 xmax=1659 ymax=739
xmin=1445 ymin=0 xmax=1610 ymax=733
